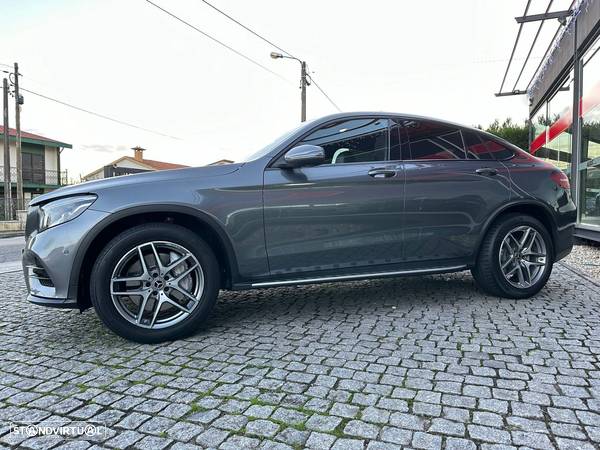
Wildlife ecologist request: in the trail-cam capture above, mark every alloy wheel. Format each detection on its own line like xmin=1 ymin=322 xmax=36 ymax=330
xmin=498 ymin=225 xmax=547 ymax=289
xmin=110 ymin=241 xmax=204 ymax=329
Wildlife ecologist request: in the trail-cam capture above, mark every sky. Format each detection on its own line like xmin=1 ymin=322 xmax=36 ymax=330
xmin=0 ymin=0 xmax=571 ymax=180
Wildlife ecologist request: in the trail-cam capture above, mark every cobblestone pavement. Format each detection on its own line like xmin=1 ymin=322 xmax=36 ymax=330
xmin=1 ymin=264 xmax=600 ymax=449
xmin=563 ymin=241 xmax=600 ymax=281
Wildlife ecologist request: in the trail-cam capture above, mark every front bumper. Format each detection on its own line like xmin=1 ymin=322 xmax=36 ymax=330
xmin=27 ymin=293 xmax=78 ymax=308
xmin=23 ymin=208 xmax=110 ymax=309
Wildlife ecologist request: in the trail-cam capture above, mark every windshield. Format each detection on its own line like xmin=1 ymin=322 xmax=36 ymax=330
xmin=240 ymin=122 xmax=307 ymax=162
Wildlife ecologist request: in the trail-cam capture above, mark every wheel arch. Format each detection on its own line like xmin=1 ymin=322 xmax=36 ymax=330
xmin=71 ymin=204 xmax=239 ymax=309
xmin=474 ymin=200 xmax=558 ymax=264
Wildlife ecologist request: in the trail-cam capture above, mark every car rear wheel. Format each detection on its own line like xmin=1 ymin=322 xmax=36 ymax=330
xmin=90 ymin=223 xmax=219 ymax=343
xmin=471 ymin=214 xmax=553 ymax=299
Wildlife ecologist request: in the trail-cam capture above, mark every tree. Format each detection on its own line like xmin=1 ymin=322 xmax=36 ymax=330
xmin=485 ymin=118 xmax=529 ymax=150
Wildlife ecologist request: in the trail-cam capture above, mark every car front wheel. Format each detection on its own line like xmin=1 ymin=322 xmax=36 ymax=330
xmin=471 ymin=213 xmax=553 ymax=299
xmin=90 ymin=223 xmax=219 ymax=343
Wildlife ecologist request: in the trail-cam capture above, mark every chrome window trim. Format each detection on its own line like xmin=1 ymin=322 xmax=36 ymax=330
xmin=251 ymin=265 xmax=467 ymax=287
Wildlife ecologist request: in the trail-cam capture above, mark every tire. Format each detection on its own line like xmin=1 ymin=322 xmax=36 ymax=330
xmin=90 ymin=223 xmax=220 ymax=343
xmin=471 ymin=213 xmax=554 ymax=299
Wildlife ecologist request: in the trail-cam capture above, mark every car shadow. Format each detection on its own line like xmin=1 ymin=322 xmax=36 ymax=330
xmin=202 ymin=271 xmax=488 ymax=330
xmin=17 ymin=270 xmax=569 ymax=348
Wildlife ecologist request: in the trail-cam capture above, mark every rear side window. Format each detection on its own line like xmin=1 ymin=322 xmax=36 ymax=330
xmin=402 ymin=120 xmax=466 ymax=160
xmin=464 ymin=130 xmax=514 ymax=160
xmin=463 ymin=130 xmax=493 ymax=160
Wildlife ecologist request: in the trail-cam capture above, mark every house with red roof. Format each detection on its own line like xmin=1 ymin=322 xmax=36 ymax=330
xmin=82 ymin=146 xmax=189 ymax=181
xmin=0 ymin=126 xmax=71 ymax=205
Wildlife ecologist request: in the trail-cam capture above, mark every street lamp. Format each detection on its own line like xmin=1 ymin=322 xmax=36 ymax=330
xmin=270 ymin=51 xmax=308 ymax=122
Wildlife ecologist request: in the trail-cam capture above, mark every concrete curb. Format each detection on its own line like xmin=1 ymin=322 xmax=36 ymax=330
xmin=0 ymin=232 xmax=24 ymax=239
xmin=558 ymin=260 xmax=600 ymax=290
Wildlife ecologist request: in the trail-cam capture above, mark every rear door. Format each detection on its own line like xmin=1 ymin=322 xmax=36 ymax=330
xmin=398 ymin=119 xmax=512 ymax=263
xmin=263 ymin=117 xmax=406 ymax=276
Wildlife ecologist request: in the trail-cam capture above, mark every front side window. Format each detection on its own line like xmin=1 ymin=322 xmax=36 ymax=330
xmin=299 ymin=118 xmax=389 ymax=164
xmin=401 ymin=120 xmax=465 ymax=160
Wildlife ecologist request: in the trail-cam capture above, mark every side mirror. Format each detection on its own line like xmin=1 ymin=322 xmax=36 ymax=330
xmin=283 ymin=145 xmax=325 ymax=168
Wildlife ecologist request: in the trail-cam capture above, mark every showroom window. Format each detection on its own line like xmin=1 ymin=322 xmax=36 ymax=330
xmin=299 ymin=118 xmax=389 ymax=164
xmin=580 ymin=36 xmax=600 ymax=228
xmin=529 ymin=72 xmax=575 ymax=174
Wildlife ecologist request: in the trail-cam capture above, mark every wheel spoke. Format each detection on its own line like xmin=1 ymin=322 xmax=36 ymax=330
xmin=149 ymin=298 xmax=163 ymax=328
xmin=164 ymin=253 xmax=192 ymax=275
xmin=137 ymin=246 xmax=150 ymax=276
xmin=523 ymin=259 xmax=546 ymax=267
xmin=520 ymin=261 xmax=532 ymax=285
xmin=516 ymin=264 xmax=526 ymax=286
xmin=160 ymin=292 xmax=192 ymax=313
xmin=523 ymin=229 xmax=538 ymax=252
xmin=111 ymin=290 xmax=146 ymax=296
xmin=136 ymin=292 xmax=151 ymax=324
xmin=113 ymin=275 xmax=146 ymax=283
xmin=501 ymin=255 xmax=515 ymax=270
xmin=505 ymin=263 xmax=520 ymax=278
xmin=522 ymin=251 xmax=545 ymax=258
xmin=519 ymin=228 xmax=531 ymax=249
xmin=149 ymin=242 xmax=164 ymax=272
xmin=172 ymin=263 xmax=199 ymax=283
xmin=169 ymin=284 xmax=199 ymax=304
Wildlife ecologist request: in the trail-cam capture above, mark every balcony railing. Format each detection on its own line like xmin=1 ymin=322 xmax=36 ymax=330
xmin=0 ymin=166 xmax=67 ymax=186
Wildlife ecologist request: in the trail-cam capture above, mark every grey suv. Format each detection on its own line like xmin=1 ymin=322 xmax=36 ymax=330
xmin=23 ymin=113 xmax=576 ymax=343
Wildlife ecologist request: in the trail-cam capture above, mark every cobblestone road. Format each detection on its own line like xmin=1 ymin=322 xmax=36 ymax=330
xmin=1 ymin=264 xmax=600 ymax=449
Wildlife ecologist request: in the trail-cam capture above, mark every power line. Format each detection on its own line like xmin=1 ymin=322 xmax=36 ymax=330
xmin=200 ymin=0 xmax=297 ymax=60
xmin=198 ymin=0 xmax=341 ymax=112
xmin=145 ymin=0 xmax=290 ymax=84
xmin=307 ymin=74 xmax=341 ymax=112
xmin=20 ymin=87 xmax=182 ymax=140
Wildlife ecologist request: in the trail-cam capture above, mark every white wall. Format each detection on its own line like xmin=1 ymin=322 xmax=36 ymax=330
xmin=117 ymin=158 xmax=150 ymax=170
xmin=0 ymin=142 xmax=17 ymax=170
xmin=0 ymin=141 xmax=60 ymax=184
xmin=44 ymin=146 xmax=58 ymax=171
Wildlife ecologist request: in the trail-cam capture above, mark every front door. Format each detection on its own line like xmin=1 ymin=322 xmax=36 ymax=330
xmin=398 ymin=119 xmax=512 ymax=263
xmin=263 ymin=117 xmax=406 ymax=276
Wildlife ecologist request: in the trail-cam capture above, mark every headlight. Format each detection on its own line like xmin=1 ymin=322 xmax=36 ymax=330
xmin=39 ymin=195 xmax=97 ymax=231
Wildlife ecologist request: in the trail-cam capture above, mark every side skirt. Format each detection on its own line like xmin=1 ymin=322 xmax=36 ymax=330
xmin=231 ymin=265 xmax=467 ymax=290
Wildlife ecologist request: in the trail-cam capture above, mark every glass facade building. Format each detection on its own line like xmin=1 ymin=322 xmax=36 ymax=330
xmin=528 ymin=1 xmax=600 ymax=241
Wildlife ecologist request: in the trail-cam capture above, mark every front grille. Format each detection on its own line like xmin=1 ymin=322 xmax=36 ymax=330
xmin=28 ymin=263 xmax=54 ymax=287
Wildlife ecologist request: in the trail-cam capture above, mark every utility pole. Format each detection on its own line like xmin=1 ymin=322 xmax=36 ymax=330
xmin=300 ymin=61 xmax=307 ymax=122
xmin=270 ymin=52 xmax=309 ymax=122
xmin=3 ymin=78 xmax=12 ymax=220
xmin=13 ymin=63 xmax=23 ymax=211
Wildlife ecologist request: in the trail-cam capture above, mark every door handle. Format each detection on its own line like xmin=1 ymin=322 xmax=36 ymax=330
xmin=475 ymin=167 xmax=498 ymax=176
xmin=368 ymin=168 xmax=396 ymax=178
